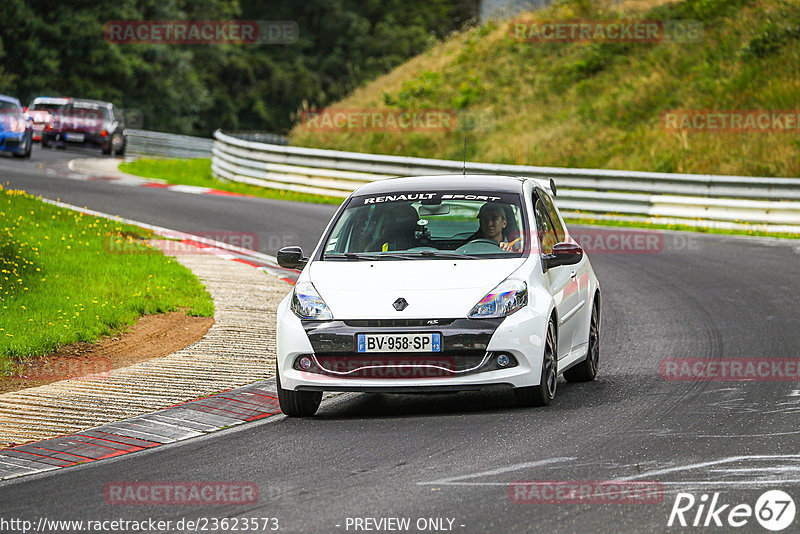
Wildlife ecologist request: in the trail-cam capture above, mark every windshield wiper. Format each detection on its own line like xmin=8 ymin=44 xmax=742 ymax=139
xmin=399 ymin=250 xmax=482 ymax=260
xmin=324 ymin=253 xmax=379 ymax=260
xmin=324 ymin=252 xmax=411 ymax=261
xmin=325 ymin=251 xmax=486 ymax=261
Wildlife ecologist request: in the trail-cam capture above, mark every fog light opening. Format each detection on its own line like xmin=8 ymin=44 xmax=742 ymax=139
xmin=496 ymin=353 xmax=511 ymax=368
xmin=298 ymin=356 xmax=313 ymax=370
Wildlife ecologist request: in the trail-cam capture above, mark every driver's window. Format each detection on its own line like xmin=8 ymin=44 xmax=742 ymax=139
xmin=534 ymin=199 xmax=557 ymax=255
xmin=540 ymin=193 xmax=565 ymax=242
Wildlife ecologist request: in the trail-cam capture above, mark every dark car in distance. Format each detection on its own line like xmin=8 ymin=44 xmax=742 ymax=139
xmin=43 ymin=99 xmax=126 ymax=155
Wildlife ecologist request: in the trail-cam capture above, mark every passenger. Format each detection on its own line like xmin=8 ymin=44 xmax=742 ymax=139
xmin=468 ymin=203 xmax=521 ymax=252
xmin=368 ymin=203 xmax=420 ymax=252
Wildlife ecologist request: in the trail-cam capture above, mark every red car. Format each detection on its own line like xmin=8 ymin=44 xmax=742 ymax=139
xmin=26 ymin=96 xmax=70 ymax=142
xmin=42 ymin=99 xmax=127 ymax=155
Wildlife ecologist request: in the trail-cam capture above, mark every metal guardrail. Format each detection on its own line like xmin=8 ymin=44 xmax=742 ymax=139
xmin=210 ymin=129 xmax=800 ymax=232
xmin=125 ymin=129 xmax=214 ymax=160
xmin=126 ymin=129 xmax=288 ymax=160
xmin=227 ymin=131 xmax=289 ymax=146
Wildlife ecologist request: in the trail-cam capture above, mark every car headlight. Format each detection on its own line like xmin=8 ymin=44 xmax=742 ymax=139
xmin=468 ymin=279 xmax=528 ymax=319
xmin=291 ymin=281 xmax=333 ymax=321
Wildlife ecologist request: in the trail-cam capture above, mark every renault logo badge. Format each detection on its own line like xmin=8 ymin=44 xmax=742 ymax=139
xmin=393 ymin=298 xmax=408 ymax=311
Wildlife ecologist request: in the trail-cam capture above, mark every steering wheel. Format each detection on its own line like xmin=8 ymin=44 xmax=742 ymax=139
xmin=466 ymin=238 xmax=501 ymax=247
xmin=455 ymin=238 xmax=502 ymax=254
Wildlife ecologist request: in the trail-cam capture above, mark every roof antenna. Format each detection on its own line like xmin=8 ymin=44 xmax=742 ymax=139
xmin=463 ymin=136 xmax=467 ymax=176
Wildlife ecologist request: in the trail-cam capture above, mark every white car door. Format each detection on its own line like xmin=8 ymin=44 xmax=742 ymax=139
xmin=534 ymin=195 xmax=585 ymax=359
xmin=539 ymin=192 xmax=590 ymax=353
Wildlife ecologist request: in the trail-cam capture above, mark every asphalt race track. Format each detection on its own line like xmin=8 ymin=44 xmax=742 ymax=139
xmin=0 ymin=147 xmax=338 ymax=257
xmin=1 ymin=146 xmax=799 ymax=533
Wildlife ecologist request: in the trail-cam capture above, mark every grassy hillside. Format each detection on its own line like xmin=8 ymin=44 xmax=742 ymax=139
xmin=290 ymin=0 xmax=800 ymax=177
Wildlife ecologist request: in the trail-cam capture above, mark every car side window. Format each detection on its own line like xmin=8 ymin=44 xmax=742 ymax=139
xmin=534 ymin=198 xmax=558 ymax=255
xmin=539 ymin=192 xmax=565 ymax=242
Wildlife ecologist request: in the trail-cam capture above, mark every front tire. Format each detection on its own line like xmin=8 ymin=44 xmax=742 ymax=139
xmin=276 ymin=366 xmax=322 ymax=417
xmin=564 ymin=297 xmax=600 ymax=383
xmin=13 ymin=133 xmax=32 ymax=159
xmin=515 ymin=318 xmax=558 ymax=407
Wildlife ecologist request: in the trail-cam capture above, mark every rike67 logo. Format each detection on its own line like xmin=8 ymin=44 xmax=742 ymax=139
xmin=668 ymin=490 xmax=796 ymax=531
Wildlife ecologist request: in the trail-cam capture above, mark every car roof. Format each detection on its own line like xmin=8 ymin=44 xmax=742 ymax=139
xmin=68 ymin=99 xmax=113 ymax=108
xmin=352 ymin=174 xmax=528 ymax=196
xmin=0 ymin=95 xmax=22 ymax=106
xmin=31 ymin=96 xmax=71 ymax=104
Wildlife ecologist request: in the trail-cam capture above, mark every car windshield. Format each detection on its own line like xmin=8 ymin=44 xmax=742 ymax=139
xmin=0 ymin=101 xmax=19 ymax=115
xmin=322 ymin=191 xmax=527 ymax=260
xmin=28 ymin=102 xmax=66 ymax=113
xmin=63 ymin=104 xmax=110 ymax=120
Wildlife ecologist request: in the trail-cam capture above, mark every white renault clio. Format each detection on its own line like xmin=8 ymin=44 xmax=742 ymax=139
xmin=275 ymin=175 xmax=601 ymax=416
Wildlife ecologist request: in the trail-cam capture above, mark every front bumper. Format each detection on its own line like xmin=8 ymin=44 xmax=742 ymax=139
xmin=0 ymin=131 xmax=27 ymax=154
xmin=276 ymin=295 xmax=549 ymax=392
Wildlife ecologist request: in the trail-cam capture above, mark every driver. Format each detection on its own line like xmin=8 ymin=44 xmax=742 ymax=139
xmin=468 ymin=203 xmax=521 ymax=252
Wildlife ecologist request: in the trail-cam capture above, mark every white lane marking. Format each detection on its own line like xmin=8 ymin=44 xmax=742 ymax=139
xmin=617 ymin=454 xmax=800 ymax=482
xmin=683 ymin=430 xmax=800 ymax=438
xmin=763 ymin=408 xmax=800 ymax=415
xmin=417 ymin=457 xmax=575 ymax=486
xmin=655 ymin=479 xmax=800 ymax=487
xmin=37 ymin=197 xmax=279 ymax=265
xmin=707 ymin=467 xmax=800 ymax=474
xmin=415 ymin=456 xmax=800 ymax=490
xmin=166 ymin=184 xmax=212 ymax=194
xmin=789 ymin=390 xmax=800 ymax=396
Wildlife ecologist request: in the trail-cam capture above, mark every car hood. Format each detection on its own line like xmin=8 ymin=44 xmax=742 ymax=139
xmin=308 ymin=258 xmax=526 ymax=319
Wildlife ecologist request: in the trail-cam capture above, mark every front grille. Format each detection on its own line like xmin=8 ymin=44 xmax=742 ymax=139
xmin=343 ymin=319 xmax=456 ymax=328
xmin=308 ymin=353 xmax=489 ymax=377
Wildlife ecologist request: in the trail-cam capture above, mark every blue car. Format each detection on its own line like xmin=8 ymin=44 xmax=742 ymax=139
xmin=0 ymin=95 xmax=33 ymax=158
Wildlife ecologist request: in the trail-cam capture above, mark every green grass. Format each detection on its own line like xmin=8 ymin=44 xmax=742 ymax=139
xmin=118 ymin=158 xmax=343 ymax=205
xmin=563 ymin=215 xmax=800 ymax=239
xmin=289 ymin=0 xmax=800 ymax=178
xmin=0 ymin=186 xmax=214 ymax=363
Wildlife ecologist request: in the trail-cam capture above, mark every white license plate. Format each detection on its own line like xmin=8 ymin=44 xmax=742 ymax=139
xmin=66 ymin=133 xmax=85 ymax=142
xmin=357 ymin=333 xmax=441 ymax=353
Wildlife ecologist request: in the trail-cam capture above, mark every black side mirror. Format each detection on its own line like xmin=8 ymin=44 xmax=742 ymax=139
xmin=277 ymin=246 xmax=308 ymax=269
xmin=543 ymin=242 xmax=583 ymax=270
